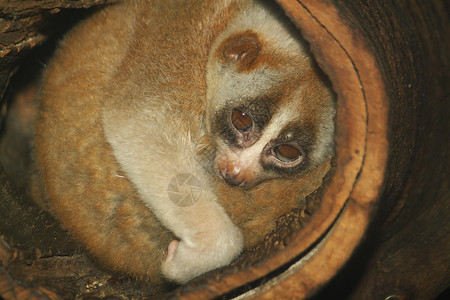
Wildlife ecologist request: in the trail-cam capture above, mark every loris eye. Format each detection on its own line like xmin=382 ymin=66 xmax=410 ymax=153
xmin=231 ymin=109 xmax=252 ymax=132
xmin=273 ymin=144 xmax=302 ymax=162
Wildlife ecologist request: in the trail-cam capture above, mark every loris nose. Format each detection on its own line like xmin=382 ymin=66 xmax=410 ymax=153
xmin=220 ymin=171 xmax=247 ymax=187
xmin=217 ymin=159 xmax=256 ymax=187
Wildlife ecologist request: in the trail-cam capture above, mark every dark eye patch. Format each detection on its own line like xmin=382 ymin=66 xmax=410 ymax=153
xmin=212 ymin=107 xmax=239 ymax=145
xmin=262 ymin=125 xmax=315 ymax=175
xmin=210 ymin=97 xmax=275 ymax=147
xmin=236 ymin=97 xmax=273 ymax=130
xmin=273 ymin=144 xmax=302 ymax=162
xmin=276 ymin=125 xmax=314 ymax=153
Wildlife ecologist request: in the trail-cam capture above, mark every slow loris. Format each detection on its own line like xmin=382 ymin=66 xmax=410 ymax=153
xmin=29 ymin=0 xmax=335 ymax=285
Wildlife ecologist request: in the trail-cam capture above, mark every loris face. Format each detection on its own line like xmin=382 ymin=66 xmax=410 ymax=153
xmin=206 ymin=29 xmax=335 ymax=188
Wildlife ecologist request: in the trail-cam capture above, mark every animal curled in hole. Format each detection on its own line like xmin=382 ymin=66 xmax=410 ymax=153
xmin=31 ymin=0 xmax=335 ymax=286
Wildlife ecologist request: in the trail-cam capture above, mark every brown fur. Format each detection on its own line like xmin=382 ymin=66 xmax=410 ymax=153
xmin=26 ymin=0 xmax=335 ymax=286
xmin=217 ymin=159 xmax=330 ymax=248
xmin=33 ymin=2 xmax=170 ymax=284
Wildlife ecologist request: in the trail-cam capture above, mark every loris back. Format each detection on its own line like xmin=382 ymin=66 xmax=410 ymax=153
xmin=33 ymin=0 xmax=334 ymax=286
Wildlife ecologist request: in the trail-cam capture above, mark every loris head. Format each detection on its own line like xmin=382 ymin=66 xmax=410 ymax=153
xmin=205 ymin=1 xmax=335 ymax=188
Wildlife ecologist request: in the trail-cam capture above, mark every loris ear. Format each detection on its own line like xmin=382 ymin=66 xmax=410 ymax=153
xmin=218 ymin=31 xmax=262 ymax=72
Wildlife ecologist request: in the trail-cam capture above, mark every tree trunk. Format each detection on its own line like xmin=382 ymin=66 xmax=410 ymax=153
xmin=0 ymin=0 xmax=448 ymax=299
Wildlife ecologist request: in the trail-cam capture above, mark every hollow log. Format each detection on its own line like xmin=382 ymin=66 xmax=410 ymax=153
xmin=0 ymin=0 xmax=448 ymax=299
xmin=165 ymin=0 xmax=449 ymax=299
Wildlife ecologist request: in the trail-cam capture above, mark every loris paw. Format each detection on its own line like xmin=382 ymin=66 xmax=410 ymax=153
xmin=162 ymin=228 xmax=243 ymax=283
xmin=165 ymin=239 xmax=179 ymax=263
